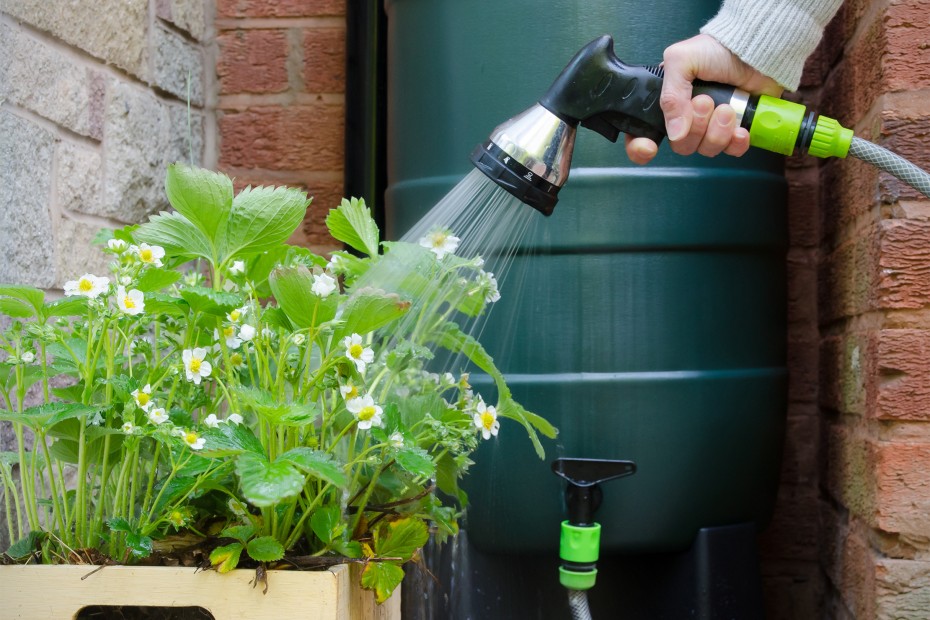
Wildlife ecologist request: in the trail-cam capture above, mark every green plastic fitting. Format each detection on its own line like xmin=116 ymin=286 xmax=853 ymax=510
xmin=748 ymin=95 xmax=807 ymax=156
xmin=559 ymin=521 xmax=601 ymax=590
xmin=808 ymin=115 xmax=853 ymax=159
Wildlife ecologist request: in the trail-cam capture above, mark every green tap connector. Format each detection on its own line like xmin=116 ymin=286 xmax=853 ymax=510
xmin=559 ymin=521 xmax=601 ymax=590
xmin=746 ymin=94 xmax=853 ymax=159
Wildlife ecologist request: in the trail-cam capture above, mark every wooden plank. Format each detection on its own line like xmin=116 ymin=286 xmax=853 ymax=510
xmin=0 ymin=564 xmax=400 ymax=620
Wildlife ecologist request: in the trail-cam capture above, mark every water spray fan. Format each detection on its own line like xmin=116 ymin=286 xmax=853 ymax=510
xmin=470 ymin=34 xmax=930 ymax=215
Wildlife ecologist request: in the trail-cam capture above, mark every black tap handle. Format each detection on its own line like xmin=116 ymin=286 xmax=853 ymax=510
xmin=552 ymin=457 xmax=637 ymax=526
xmin=538 ymin=35 xmax=737 ymax=144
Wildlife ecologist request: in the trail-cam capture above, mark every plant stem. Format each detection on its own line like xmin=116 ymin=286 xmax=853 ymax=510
xmin=0 ymin=463 xmax=21 ymax=542
xmin=38 ymin=432 xmax=66 ymax=541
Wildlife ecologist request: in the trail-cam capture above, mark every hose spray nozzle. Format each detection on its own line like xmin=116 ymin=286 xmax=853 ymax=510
xmin=471 ymin=34 xmax=854 ymax=215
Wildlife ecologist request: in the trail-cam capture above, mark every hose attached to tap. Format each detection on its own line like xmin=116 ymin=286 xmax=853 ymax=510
xmin=568 ymin=589 xmax=593 ymax=620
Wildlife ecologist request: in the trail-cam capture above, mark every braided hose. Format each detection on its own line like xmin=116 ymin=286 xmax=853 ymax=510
xmin=848 ymin=137 xmax=930 ymax=199
xmin=567 ymin=589 xmax=593 ymax=620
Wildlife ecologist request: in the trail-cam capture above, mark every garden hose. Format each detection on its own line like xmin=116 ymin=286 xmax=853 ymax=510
xmin=568 ymin=588 xmax=593 ymax=620
xmin=847 ymin=137 xmax=930 ymax=197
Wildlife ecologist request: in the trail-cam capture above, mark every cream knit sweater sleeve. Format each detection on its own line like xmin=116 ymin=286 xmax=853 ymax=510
xmin=700 ymin=0 xmax=843 ymax=91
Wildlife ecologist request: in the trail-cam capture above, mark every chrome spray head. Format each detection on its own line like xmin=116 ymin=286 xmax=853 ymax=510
xmin=469 ymin=104 xmax=576 ymax=216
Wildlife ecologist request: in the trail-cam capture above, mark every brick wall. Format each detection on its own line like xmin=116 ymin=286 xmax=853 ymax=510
xmin=770 ymin=1 xmax=930 ymax=618
xmin=214 ymin=0 xmax=346 ymax=255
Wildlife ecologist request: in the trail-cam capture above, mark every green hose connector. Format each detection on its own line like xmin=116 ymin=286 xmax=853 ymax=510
xmin=746 ymin=94 xmax=853 ymax=159
xmin=747 ymin=95 xmax=807 ymax=156
xmin=808 ymin=115 xmax=853 ymax=159
xmin=559 ymin=521 xmax=601 ymax=590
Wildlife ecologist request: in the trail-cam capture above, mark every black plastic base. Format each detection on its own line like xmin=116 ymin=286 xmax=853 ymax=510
xmin=403 ymin=522 xmax=765 ymax=620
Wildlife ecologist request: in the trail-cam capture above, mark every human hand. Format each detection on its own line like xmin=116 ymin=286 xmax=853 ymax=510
xmin=625 ymin=34 xmax=784 ymax=165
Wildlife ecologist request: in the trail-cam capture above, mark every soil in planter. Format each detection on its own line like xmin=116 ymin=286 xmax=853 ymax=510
xmin=76 ymin=606 xmax=214 ymax=619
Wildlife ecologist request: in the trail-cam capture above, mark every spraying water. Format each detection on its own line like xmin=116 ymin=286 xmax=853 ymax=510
xmin=355 ymin=169 xmax=540 ymax=377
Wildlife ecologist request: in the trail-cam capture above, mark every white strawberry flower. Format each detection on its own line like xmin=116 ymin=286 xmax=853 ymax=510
xmin=147 ymin=407 xmax=169 ymax=425
xmin=473 ymin=398 xmax=500 ymax=440
xmin=311 ymin=272 xmax=338 ymax=298
xmin=203 ymin=413 xmax=220 ymax=428
xmin=182 ymin=348 xmax=212 ymax=384
xmin=64 ymin=274 xmax=109 ymax=299
xmin=342 ymin=333 xmax=374 ymax=373
xmin=132 ymin=384 xmax=154 ymax=412
xmin=346 ymin=394 xmax=383 ymax=430
xmin=133 ymin=243 xmax=165 ymax=267
xmin=116 ymin=286 xmax=145 ymax=315
xmin=239 ymin=324 xmax=256 ymax=342
xmin=419 ymin=227 xmax=460 ymax=259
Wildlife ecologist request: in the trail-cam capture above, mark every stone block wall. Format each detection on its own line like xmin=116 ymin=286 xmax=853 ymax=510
xmin=0 ymin=0 xmax=211 ymax=550
xmin=0 ymin=0 xmax=210 ymax=289
xmin=214 ymin=0 xmax=346 ymax=254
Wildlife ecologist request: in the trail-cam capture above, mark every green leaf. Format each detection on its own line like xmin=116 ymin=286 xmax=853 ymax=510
xmin=125 ymin=533 xmax=154 ymax=558
xmin=220 ymin=524 xmax=256 ymax=545
xmin=235 ymin=453 xmax=304 ymax=508
xmin=310 ymin=504 xmax=343 ymax=544
xmin=179 ymin=286 xmax=242 ymax=317
xmin=278 ymin=448 xmax=346 ymax=487
xmin=0 ymin=285 xmax=44 ymax=315
xmin=373 ymin=517 xmax=429 ymax=562
xmin=360 ymin=561 xmax=405 ymax=604
xmin=135 ymin=267 xmax=183 ymax=293
xmin=5 ymin=531 xmax=46 ymax=561
xmin=134 ymin=211 xmax=215 ymax=263
xmin=332 ymin=539 xmax=363 ymax=559
xmin=393 ymin=446 xmax=435 ymax=479
xmin=0 ymin=298 xmax=35 ymax=318
xmin=199 ymin=422 xmax=264 ymax=458
xmin=210 ymin=542 xmax=243 ymax=573
xmin=496 ymin=397 xmax=557 ymax=460
xmin=246 ymin=536 xmax=285 ymax=562
xmin=268 ymin=265 xmax=338 ymax=329
xmin=143 ymin=292 xmax=189 ymax=317
xmin=107 ymin=517 xmax=132 ymax=533
xmin=325 ymin=197 xmax=380 ymax=257
xmin=0 ymin=402 xmax=100 ymax=432
xmin=221 ymin=185 xmax=310 ymax=258
xmin=335 ymin=287 xmax=410 ymax=339
xmin=260 ymin=306 xmax=292 ymax=331
xmin=164 ymin=163 xmax=234 ymax=247
xmin=235 ymin=387 xmax=319 ymax=427
xmin=42 ymin=297 xmax=88 ymax=319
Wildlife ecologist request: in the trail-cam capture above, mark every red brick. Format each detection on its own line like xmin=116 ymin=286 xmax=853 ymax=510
xmin=217 ymin=0 xmax=345 ymax=18
xmin=219 ymin=103 xmax=344 ymax=171
xmin=877 ymin=220 xmax=930 ymax=309
xmin=825 ymin=421 xmax=877 ymax=521
xmin=786 ymin=166 xmax=820 ymax=248
xmin=820 ymin=333 xmax=869 ymax=415
xmin=874 ymin=329 xmax=930 ymax=421
xmin=821 ymin=10 xmax=885 ymax=126
xmin=217 ymin=29 xmax=290 ymax=95
xmin=758 ymin=482 xmax=820 ymax=562
xmin=874 ymin=440 xmax=930 ymax=536
xmin=877 ymin=108 xmax=930 ymax=202
xmin=303 ymin=26 xmax=345 ymax=93
xmin=819 ymin=226 xmax=880 ymax=322
xmin=884 ymin=1 xmax=930 ymax=92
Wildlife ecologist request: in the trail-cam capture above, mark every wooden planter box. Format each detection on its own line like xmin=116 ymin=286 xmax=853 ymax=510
xmin=0 ymin=564 xmax=400 ymax=619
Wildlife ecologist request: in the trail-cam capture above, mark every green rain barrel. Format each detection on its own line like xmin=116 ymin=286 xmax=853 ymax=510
xmin=384 ymin=0 xmax=786 ymax=555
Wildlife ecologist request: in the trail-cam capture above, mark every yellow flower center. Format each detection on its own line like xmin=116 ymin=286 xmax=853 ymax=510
xmin=349 ymin=344 xmax=364 ymax=359
xmin=358 ymin=406 xmax=376 ymax=421
xmin=229 ymin=310 xmax=241 ymax=322
xmin=344 ymin=385 xmax=358 ymax=399
xmin=170 ymin=511 xmax=183 ymax=525
xmin=79 ymin=278 xmax=93 ymax=292
xmin=189 ymin=358 xmax=202 ymax=373
xmin=432 ymin=233 xmax=448 ymax=247
xmin=223 ymin=326 xmax=235 ymax=339
xmin=184 ymin=431 xmax=199 ymax=445
xmin=123 ymin=295 xmax=136 ymax=309
xmin=136 ymin=392 xmax=150 ymax=406
xmin=230 ymin=353 xmax=243 ymax=366
xmin=480 ymin=412 xmax=496 ymax=431
xmin=140 ymin=248 xmax=153 ymax=262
